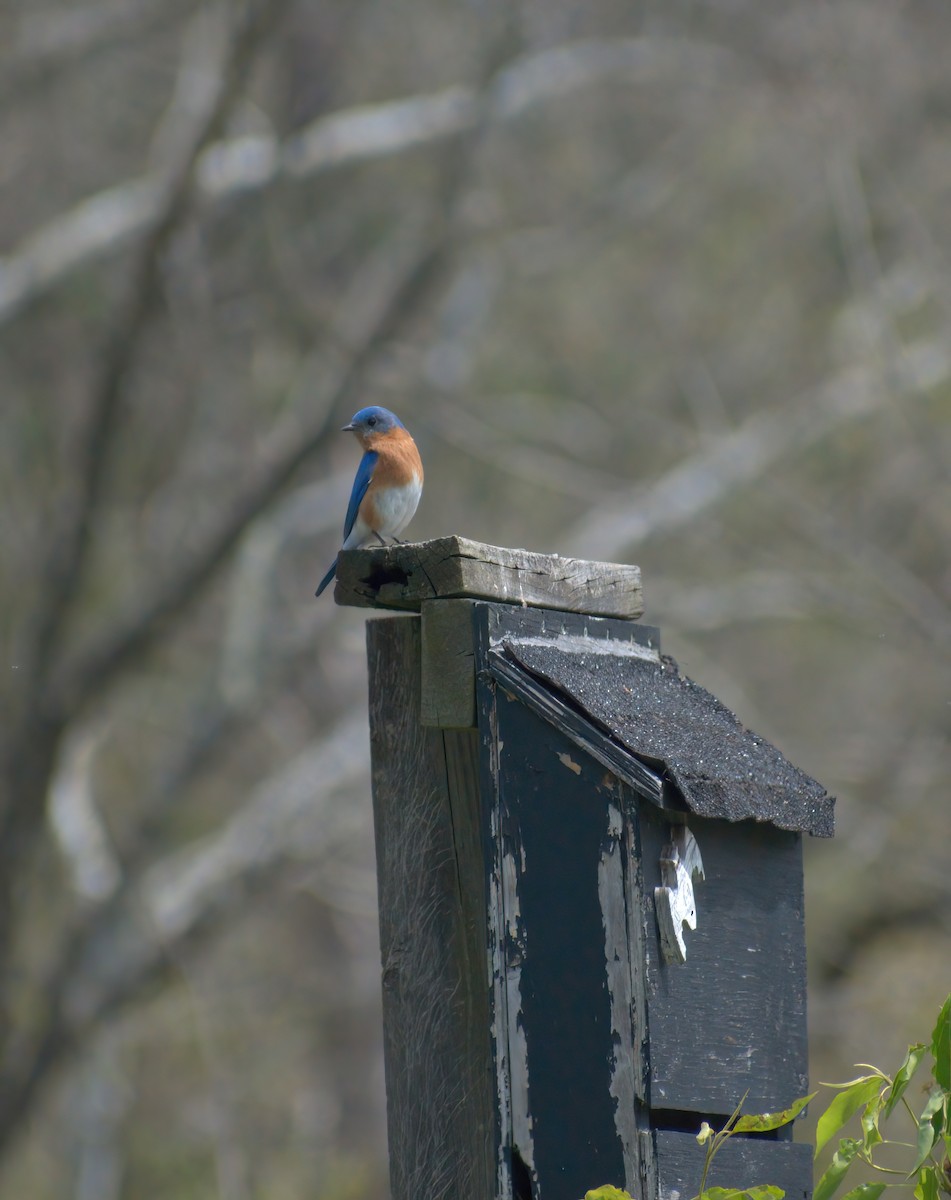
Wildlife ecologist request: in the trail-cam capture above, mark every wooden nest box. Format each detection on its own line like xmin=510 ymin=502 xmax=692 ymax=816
xmin=335 ymin=536 xmax=835 ymax=1200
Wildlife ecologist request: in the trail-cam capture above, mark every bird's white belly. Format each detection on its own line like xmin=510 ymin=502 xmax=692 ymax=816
xmin=343 ymin=476 xmax=422 ymax=549
xmin=374 ymin=477 xmax=422 ymax=537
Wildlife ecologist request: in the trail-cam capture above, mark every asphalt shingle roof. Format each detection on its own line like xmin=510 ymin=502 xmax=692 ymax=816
xmin=498 ymin=639 xmax=835 ymax=837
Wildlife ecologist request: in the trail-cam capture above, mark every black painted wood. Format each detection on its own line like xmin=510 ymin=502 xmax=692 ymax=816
xmin=492 ymin=692 xmax=640 ymax=1199
xmin=655 ymin=1130 xmax=813 ymax=1200
xmin=366 ymin=597 xmax=818 ymax=1200
xmin=638 ymin=803 xmax=809 ymax=1115
xmin=489 ymin=649 xmax=668 ymax=808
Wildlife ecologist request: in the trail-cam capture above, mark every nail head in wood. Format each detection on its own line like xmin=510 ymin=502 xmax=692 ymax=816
xmin=333 ymin=535 xmax=644 ymax=618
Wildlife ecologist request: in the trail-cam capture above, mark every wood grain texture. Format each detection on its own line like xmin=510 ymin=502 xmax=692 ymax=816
xmin=366 ymin=617 xmax=494 ymax=1200
xmin=336 ymin=535 xmax=644 ymax=618
xmin=420 ymin=599 xmax=477 ymax=728
xmin=366 ymin=600 xmax=813 ymax=1200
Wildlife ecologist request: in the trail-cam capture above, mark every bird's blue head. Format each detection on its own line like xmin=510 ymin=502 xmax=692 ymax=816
xmin=342 ymin=406 xmax=405 ymax=438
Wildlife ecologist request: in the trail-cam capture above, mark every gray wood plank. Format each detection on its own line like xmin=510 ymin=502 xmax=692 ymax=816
xmin=336 ymin=535 xmax=644 ymax=618
xmin=421 ymin=599 xmax=477 ymax=728
xmin=367 ymin=616 xmax=494 ymax=1200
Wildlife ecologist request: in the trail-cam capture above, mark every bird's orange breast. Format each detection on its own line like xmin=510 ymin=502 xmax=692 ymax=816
xmin=365 ymin=427 xmax=423 ymax=491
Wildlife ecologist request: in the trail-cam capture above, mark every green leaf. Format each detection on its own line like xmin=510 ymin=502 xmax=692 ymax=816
xmin=814 ymin=1138 xmax=862 ymax=1200
xmin=700 ymin=1188 xmax=784 ymax=1200
xmin=584 ymin=1188 xmax=633 ymax=1200
xmin=914 ymin=1166 xmax=938 ymax=1200
xmin=910 ymin=1089 xmax=945 ymax=1174
xmin=839 ymin=1185 xmax=886 ymax=1200
xmin=860 ymin=1094 xmax=883 ymax=1155
xmin=816 ymin=1079 xmax=883 ymax=1157
xmin=884 ymin=1045 xmax=926 ymax=1117
xmin=734 ymin=1093 xmax=816 ymax=1134
xmin=931 ymin=993 xmax=951 ymax=1093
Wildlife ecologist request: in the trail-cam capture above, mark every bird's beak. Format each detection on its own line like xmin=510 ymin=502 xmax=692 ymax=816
xmin=341 ymin=423 xmax=355 ymax=432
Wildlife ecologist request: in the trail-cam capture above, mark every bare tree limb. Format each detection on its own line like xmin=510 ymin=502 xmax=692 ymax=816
xmin=0 ymin=34 xmax=496 ymax=1154
xmin=0 ymin=0 xmax=287 ymax=1035
xmin=47 ymin=231 xmax=450 ymax=725
xmin=0 ymin=0 xmax=198 ymax=105
xmin=0 ymin=711 xmax=370 ymax=1159
xmin=561 ymin=337 xmax=951 ymax=561
xmin=769 ymin=480 xmax=951 ymax=649
xmin=0 ymin=37 xmax=742 ymax=328
xmin=22 ymin=0 xmax=284 ymax=707
xmin=33 ymin=474 xmax=354 ymax=1121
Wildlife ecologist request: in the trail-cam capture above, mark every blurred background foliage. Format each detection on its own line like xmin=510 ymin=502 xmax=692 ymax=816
xmin=1 ymin=0 xmax=949 ymax=1196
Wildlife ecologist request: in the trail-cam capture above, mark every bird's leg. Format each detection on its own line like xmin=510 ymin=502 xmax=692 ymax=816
xmin=372 ymin=531 xmax=386 ymax=546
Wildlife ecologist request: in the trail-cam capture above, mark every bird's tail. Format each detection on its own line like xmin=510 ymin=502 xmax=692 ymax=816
xmin=315 ymin=558 xmax=338 ymax=597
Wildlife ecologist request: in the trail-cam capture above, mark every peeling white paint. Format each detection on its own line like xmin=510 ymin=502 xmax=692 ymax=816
xmin=489 ymin=901 xmax=511 ymax=1185
xmin=599 ymin=802 xmax=639 ymax=1195
xmin=488 ymin=802 xmax=513 ymax=1197
xmin=489 ymin=793 xmax=535 ymax=1196
xmin=501 ymin=847 xmax=521 ymax=940
xmin=507 ymin=962 xmax=535 ymax=1185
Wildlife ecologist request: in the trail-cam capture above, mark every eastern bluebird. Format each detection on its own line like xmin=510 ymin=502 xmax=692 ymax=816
xmin=315 ymin=406 xmax=424 ymax=597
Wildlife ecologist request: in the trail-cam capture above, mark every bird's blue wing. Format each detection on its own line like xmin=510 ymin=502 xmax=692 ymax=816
xmin=343 ymin=449 xmax=379 ymax=540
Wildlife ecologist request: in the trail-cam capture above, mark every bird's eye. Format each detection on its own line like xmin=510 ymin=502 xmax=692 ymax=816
xmin=367 ymin=416 xmax=377 ymax=427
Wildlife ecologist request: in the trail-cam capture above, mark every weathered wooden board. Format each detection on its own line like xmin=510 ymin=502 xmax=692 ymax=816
xmin=366 ymin=598 xmax=816 ymax=1200
xmin=638 ymin=804 xmax=809 ymax=1116
xmin=367 ymin=617 xmax=494 ymax=1200
xmin=491 ymin=691 xmax=646 ymax=1199
xmin=420 ymin=599 xmax=477 ymax=728
xmin=336 ymin=535 xmax=644 ymax=619
xmin=655 ymin=1130 xmax=813 ymax=1200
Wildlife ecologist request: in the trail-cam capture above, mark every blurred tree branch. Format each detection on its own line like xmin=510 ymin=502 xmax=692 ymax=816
xmin=0 ymin=15 xmax=508 ymax=1166
xmin=0 ymin=0 xmax=198 ymax=106
xmin=47 ymin=230 xmax=449 ymax=725
xmin=0 ymin=0 xmax=287 ymax=1076
xmin=0 ymin=36 xmax=739 ymax=328
xmin=0 ymin=709 xmax=370 ymax=1158
xmin=47 ymin=471 xmax=356 ymax=1000
xmin=562 ymin=337 xmax=951 ymax=561
xmin=768 ymin=480 xmax=951 ymax=650
xmin=24 ymin=0 xmax=285 ymax=710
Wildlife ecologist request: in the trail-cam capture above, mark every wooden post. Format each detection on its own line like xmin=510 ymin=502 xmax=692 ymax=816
xmin=345 ymin=538 xmax=833 ymax=1200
